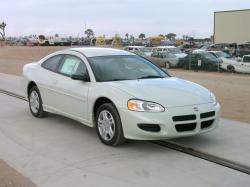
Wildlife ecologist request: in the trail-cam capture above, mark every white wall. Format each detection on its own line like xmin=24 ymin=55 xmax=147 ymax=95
xmin=214 ymin=9 xmax=250 ymax=44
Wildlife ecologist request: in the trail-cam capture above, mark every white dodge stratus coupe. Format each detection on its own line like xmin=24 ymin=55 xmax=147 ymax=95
xmin=22 ymin=47 xmax=220 ymax=146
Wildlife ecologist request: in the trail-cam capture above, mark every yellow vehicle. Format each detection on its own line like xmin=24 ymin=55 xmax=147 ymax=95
xmin=112 ymin=34 xmax=122 ymax=47
xmin=149 ymin=36 xmax=163 ymax=46
xmin=95 ymin=37 xmax=106 ymax=46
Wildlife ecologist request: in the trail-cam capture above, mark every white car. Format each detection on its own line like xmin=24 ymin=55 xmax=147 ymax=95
xmin=22 ymin=47 xmax=220 ymax=146
xmin=220 ymin=55 xmax=250 ymax=73
xmin=124 ymin=46 xmax=152 ymax=57
xmin=209 ymin=50 xmax=250 ymax=73
xmin=152 ymin=46 xmax=187 ymax=58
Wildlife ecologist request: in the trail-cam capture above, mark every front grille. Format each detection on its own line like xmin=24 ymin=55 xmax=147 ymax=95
xmin=200 ymin=111 xmax=215 ymax=119
xmin=172 ymin=114 xmax=196 ymax=122
xmin=175 ymin=123 xmax=196 ymax=132
xmin=201 ymin=119 xmax=214 ymax=129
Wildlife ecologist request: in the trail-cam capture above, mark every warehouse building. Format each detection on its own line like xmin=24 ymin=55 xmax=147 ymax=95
xmin=214 ymin=9 xmax=250 ymax=44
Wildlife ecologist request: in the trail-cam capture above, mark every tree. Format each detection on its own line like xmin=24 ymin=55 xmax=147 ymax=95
xmin=54 ymin=33 xmax=59 ymax=37
xmin=138 ymin=33 xmax=146 ymax=39
xmin=0 ymin=22 xmax=7 ymax=40
xmin=84 ymin=29 xmax=94 ymax=38
xmin=166 ymin=33 xmax=176 ymax=41
xmin=125 ymin=33 xmax=129 ymax=39
xmin=159 ymin=34 xmax=165 ymax=38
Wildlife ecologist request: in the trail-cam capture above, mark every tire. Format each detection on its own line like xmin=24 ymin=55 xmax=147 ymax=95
xmin=95 ymin=103 xmax=126 ymax=146
xmin=28 ymin=86 xmax=48 ymax=118
xmin=227 ymin=65 xmax=235 ymax=73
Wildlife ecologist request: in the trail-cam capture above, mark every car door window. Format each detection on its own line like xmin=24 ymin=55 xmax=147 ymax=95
xmin=58 ymin=55 xmax=87 ymax=76
xmin=243 ymin=56 xmax=250 ymax=63
xmin=41 ymin=55 xmax=63 ymax=72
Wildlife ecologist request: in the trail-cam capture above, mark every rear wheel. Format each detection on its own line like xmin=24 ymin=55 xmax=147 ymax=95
xmin=95 ymin=103 xmax=126 ymax=146
xmin=28 ymin=86 xmax=48 ymax=118
xmin=227 ymin=65 xmax=235 ymax=73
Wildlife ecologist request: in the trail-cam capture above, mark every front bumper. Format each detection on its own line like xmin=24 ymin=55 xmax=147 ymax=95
xmin=119 ymin=102 xmax=220 ymax=140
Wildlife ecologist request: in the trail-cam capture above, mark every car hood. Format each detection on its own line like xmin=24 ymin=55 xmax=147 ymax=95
xmin=105 ymin=77 xmax=212 ymax=108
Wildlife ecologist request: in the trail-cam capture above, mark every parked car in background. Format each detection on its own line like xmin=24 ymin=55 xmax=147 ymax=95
xmin=54 ymin=37 xmax=71 ymax=46
xmin=124 ymin=46 xmax=152 ymax=57
xmin=22 ymin=47 xmax=220 ymax=146
xmin=220 ymin=55 xmax=250 ymax=73
xmin=237 ymin=43 xmax=250 ymax=57
xmin=178 ymin=51 xmax=221 ymax=71
xmin=152 ymin=46 xmax=187 ymax=58
xmin=151 ymin=51 xmax=179 ymax=68
xmin=38 ymin=35 xmax=54 ymax=46
xmin=26 ymin=36 xmax=39 ymax=46
xmin=207 ymin=43 xmax=237 ymax=55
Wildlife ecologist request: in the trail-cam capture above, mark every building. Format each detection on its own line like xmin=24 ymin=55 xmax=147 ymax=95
xmin=214 ymin=9 xmax=250 ymax=44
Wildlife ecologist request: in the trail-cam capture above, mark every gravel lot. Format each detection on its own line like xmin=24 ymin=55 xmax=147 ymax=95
xmin=0 ymin=46 xmax=250 ymax=123
xmin=0 ymin=159 xmax=37 ymax=187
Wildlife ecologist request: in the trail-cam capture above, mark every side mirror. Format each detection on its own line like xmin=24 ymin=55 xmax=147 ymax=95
xmin=71 ymin=73 xmax=89 ymax=81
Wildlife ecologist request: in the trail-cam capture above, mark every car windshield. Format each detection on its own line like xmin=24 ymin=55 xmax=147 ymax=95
xmin=168 ymin=48 xmax=182 ymax=54
xmin=88 ymin=55 xmax=168 ymax=82
xmin=203 ymin=53 xmax=218 ymax=61
xmin=215 ymin=51 xmax=232 ymax=58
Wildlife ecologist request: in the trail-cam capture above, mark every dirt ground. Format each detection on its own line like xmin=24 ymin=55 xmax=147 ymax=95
xmin=0 ymin=46 xmax=250 ymax=123
xmin=0 ymin=159 xmax=37 ymax=187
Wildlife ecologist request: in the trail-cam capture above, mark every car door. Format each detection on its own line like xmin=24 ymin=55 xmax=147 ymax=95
xmin=38 ymin=54 xmax=65 ymax=109
xmin=52 ymin=54 xmax=90 ymax=123
xmin=241 ymin=56 xmax=250 ymax=73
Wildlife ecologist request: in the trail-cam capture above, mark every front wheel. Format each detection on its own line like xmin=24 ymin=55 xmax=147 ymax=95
xmin=96 ymin=103 xmax=126 ymax=146
xmin=28 ymin=86 xmax=48 ymax=118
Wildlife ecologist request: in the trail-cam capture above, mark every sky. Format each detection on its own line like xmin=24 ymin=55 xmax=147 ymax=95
xmin=0 ymin=0 xmax=250 ymax=38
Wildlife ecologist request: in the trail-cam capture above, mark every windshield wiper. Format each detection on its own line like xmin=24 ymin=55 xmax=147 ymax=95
xmin=138 ymin=75 xmax=165 ymax=79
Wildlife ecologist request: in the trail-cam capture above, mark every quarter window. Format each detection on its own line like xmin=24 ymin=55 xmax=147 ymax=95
xmin=41 ymin=55 xmax=62 ymax=71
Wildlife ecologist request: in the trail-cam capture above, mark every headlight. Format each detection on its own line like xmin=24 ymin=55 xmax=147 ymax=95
xmin=210 ymin=92 xmax=217 ymax=105
xmin=127 ymin=99 xmax=165 ymax=112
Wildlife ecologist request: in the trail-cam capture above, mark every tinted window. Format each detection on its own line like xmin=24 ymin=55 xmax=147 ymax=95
xmin=58 ymin=55 xmax=87 ymax=76
xmin=42 ymin=55 xmax=62 ymax=71
xmin=243 ymin=56 xmax=250 ymax=63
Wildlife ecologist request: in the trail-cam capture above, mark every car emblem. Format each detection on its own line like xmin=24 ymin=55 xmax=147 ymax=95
xmin=193 ymin=107 xmax=199 ymax=112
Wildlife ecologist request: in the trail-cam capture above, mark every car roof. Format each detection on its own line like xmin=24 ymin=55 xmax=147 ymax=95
xmin=126 ymin=46 xmax=145 ymax=48
xmin=67 ymin=47 xmax=134 ymax=57
xmin=154 ymin=46 xmax=176 ymax=49
xmin=208 ymin=50 xmax=223 ymax=53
